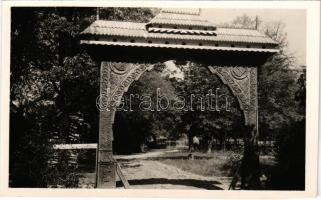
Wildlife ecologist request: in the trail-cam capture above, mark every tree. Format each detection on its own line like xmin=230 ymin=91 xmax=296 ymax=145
xmin=228 ymin=14 xmax=306 ymax=189
xmin=270 ymin=68 xmax=306 ymax=190
xmin=271 ymin=68 xmax=306 ymax=190
xmin=171 ymin=61 xmax=244 ymax=153
xmin=230 ymin=14 xmax=302 ymax=139
xmin=113 ymin=66 xmax=179 ymax=154
xmin=10 ymin=7 xmax=157 ymax=187
xmin=99 ymin=8 xmax=159 ymax=22
xmin=232 ymin=14 xmax=261 ymax=29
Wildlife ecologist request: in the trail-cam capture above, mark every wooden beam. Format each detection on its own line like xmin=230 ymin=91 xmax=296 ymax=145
xmin=53 ymin=143 xmax=97 ymax=150
xmin=116 ymin=163 xmax=130 ymax=189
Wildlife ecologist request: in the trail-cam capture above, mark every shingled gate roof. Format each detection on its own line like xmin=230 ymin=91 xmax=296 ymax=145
xmin=80 ymin=8 xmax=279 ymax=53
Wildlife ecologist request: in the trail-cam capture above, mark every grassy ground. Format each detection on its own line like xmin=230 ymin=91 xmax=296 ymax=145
xmin=49 ymin=148 xmax=277 ymax=189
xmin=159 ymin=150 xmax=242 ymax=178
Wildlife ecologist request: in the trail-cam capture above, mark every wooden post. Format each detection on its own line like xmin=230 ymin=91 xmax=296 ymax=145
xmin=96 ymin=62 xmax=116 ymax=188
xmin=241 ymin=67 xmax=260 ymax=189
xmin=208 ymin=65 xmax=261 ymax=189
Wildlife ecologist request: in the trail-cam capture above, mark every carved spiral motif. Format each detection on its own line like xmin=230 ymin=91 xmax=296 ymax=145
xmin=110 ymin=62 xmax=132 ymax=75
xmin=230 ymin=67 xmax=248 ymax=80
xmin=209 ymin=66 xmax=251 ymax=111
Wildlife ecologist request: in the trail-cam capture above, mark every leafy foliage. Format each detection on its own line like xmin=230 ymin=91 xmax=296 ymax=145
xmin=229 ymin=14 xmax=306 ymax=189
xmin=10 ymin=7 xmax=156 ymax=187
xmin=113 ymin=67 xmax=179 ymax=154
xmin=99 ymin=8 xmax=159 ymax=22
xmin=171 ymin=61 xmax=244 ymax=151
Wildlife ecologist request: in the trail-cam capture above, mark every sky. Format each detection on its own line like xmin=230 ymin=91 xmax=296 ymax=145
xmin=202 ymin=9 xmax=306 ymax=66
xmin=165 ymin=9 xmax=306 ymax=77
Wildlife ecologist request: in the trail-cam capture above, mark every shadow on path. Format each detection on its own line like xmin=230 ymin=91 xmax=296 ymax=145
xmin=116 ymin=178 xmax=224 ymax=190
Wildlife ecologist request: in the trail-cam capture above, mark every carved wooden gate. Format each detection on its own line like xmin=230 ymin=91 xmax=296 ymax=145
xmin=96 ymin=62 xmax=259 ymax=188
xmin=81 ymin=8 xmax=278 ymax=189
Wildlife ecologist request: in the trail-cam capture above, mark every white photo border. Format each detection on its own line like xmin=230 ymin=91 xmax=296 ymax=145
xmin=0 ymin=1 xmax=319 ymax=198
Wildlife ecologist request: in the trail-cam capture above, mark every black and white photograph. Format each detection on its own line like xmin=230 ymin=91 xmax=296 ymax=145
xmin=0 ymin=1 xmax=320 ymax=198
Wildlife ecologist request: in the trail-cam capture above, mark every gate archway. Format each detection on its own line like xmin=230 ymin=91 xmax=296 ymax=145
xmin=80 ymin=8 xmax=279 ymax=189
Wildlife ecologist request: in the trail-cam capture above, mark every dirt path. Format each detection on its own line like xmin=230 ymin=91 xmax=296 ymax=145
xmin=118 ymin=159 xmax=229 ymax=189
xmin=79 ymin=150 xmax=230 ymax=190
xmin=114 ymin=149 xmax=179 ymax=160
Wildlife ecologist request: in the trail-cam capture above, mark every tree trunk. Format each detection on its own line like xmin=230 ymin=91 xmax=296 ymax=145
xmin=140 ymin=143 xmax=146 ymax=153
xmin=222 ymin=132 xmax=226 ymax=152
xmin=188 ymin=132 xmax=193 ymax=151
xmin=207 ymin=136 xmax=214 ymax=154
xmin=187 ymin=129 xmax=194 ymax=160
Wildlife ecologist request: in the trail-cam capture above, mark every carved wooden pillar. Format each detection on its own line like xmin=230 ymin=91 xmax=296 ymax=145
xmin=241 ymin=67 xmax=260 ymax=189
xmin=208 ymin=66 xmax=260 ymax=189
xmin=96 ymin=61 xmax=152 ymax=188
xmin=97 ymin=61 xmax=116 ymax=188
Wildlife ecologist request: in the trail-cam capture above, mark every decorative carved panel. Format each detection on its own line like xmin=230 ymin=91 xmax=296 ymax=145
xmin=97 ymin=61 xmax=154 ymax=188
xmin=97 ymin=163 xmax=116 ymax=188
xmin=208 ymin=66 xmax=258 ymax=126
xmin=110 ymin=63 xmax=154 ymax=107
xmin=99 ymin=62 xmax=113 ymax=151
xmin=99 ymin=61 xmax=154 ymax=147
